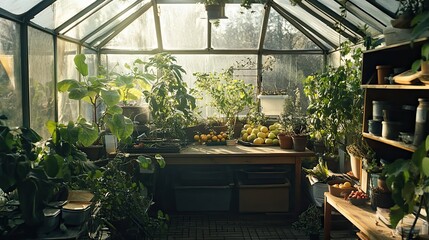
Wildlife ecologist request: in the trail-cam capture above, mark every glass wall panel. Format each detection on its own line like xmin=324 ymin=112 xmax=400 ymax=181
xmin=32 ymin=0 xmax=96 ymax=29
xmin=80 ymin=48 xmax=98 ymax=122
xmin=28 ymin=27 xmax=55 ymax=139
xmin=373 ymin=0 xmax=399 ymax=14
xmin=102 ymin=7 xmax=157 ymax=50
xmin=57 ymin=39 xmax=79 ymax=123
xmin=0 ymin=0 xmax=42 ymax=15
xmin=65 ymin=0 xmax=145 ymax=39
xmin=0 ymin=18 xmax=22 ymax=127
xmin=211 ymin=4 xmax=264 ymax=49
xmin=261 ymin=54 xmax=324 ymax=108
xmin=264 ymin=8 xmax=320 ymax=50
xmin=159 ymin=4 xmax=207 ymax=49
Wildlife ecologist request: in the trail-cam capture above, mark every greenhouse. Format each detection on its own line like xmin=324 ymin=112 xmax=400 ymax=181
xmin=0 ymin=0 xmax=429 ymax=239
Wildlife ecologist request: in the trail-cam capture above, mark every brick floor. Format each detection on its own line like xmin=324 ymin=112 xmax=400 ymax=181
xmin=152 ymin=212 xmax=358 ymax=240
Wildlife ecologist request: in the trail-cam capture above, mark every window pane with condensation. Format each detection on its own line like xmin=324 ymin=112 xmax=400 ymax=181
xmin=102 ymin=7 xmax=157 ymax=50
xmin=0 ymin=0 xmax=42 ymax=15
xmin=211 ymin=4 xmax=264 ymax=49
xmin=0 ymin=18 xmax=22 ymax=127
xmin=31 ymin=0 xmax=96 ymax=29
xmin=57 ymin=39 xmax=79 ymax=124
xmin=159 ymin=4 xmax=207 ymax=49
xmin=28 ymin=27 xmax=55 ymax=139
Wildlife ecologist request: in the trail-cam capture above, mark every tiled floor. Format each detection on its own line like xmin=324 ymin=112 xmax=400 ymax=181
xmin=153 ymin=212 xmax=358 ymax=240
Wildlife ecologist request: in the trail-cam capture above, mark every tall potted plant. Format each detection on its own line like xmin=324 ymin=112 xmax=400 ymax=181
xmin=143 ymin=53 xmax=197 ymax=140
xmin=193 ymin=67 xmax=255 ymax=140
xmin=58 ymin=54 xmax=134 ymax=158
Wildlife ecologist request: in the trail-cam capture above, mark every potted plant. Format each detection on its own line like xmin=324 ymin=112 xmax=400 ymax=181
xmin=391 ymin=0 xmax=425 ymax=29
xmin=302 ymin=158 xmax=332 ymax=207
xmin=193 ymin=67 xmax=255 ymax=141
xmin=292 ymin=204 xmax=322 ymax=240
xmin=143 ymin=53 xmax=197 ymax=140
xmin=304 ymin=41 xmax=363 ymax=162
xmin=202 ymin=0 xmax=228 ymax=21
xmin=412 ymin=42 xmax=429 ymax=75
xmin=58 ymin=54 xmax=134 ymax=158
xmin=109 ymin=59 xmax=155 ymax=125
xmin=84 ymin=153 xmax=168 ymax=239
xmin=384 ymin=135 xmax=429 ymax=235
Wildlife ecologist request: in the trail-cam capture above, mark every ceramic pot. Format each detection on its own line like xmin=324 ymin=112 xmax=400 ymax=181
xmin=277 ymin=134 xmax=293 ymax=149
xmin=292 ymin=135 xmax=308 ymax=152
xmin=348 ymin=152 xmax=362 ymax=180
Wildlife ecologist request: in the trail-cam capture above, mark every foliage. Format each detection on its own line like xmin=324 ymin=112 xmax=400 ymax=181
xmin=84 ymin=154 xmax=168 ymax=239
xmin=302 ymin=157 xmax=331 ymax=184
xmin=303 ymin=42 xmax=363 ymax=155
xmin=193 ymin=67 xmax=255 ymax=138
xmin=412 ymin=42 xmax=429 ymax=72
xmin=143 ymin=53 xmax=197 ymax=140
xmin=384 ymin=135 xmax=429 ymax=228
xmin=292 ymin=204 xmax=322 ymax=235
xmin=280 ymin=87 xmax=307 ymax=135
xmin=109 ymin=59 xmax=154 ymax=106
xmin=395 ymin=0 xmax=425 ymax=16
xmin=411 ymin=10 xmax=429 ymax=40
xmin=58 ymin=54 xmax=134 ymax=144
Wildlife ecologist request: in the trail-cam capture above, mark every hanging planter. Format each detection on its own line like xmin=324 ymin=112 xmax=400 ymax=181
xmin=205 ymin=3 xmax=227 ymax=21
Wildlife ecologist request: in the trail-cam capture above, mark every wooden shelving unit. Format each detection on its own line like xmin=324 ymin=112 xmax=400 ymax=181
xmin=362 ymin=132 xmax=416 ymax=152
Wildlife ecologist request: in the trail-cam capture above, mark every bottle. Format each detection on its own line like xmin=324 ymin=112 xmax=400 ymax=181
xmin=413 ymin=98 xmax=429 ymax=146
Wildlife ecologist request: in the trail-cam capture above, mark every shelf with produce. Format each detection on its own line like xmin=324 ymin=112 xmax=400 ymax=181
xmin=361 ymin=84 xmax=429 ymax=90
xmin=362 ymin=132 xmax=416 ymax=152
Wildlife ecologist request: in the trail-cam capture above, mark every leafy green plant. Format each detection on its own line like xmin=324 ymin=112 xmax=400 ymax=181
xmin=411 ymin=10 xmax=429 ymax=40
xmin=193 ymin=67 xmax=255 ymax=138
xmin=303 ymin=42 xmax=363 ymax=155
xmin=292 ymin=204 xmax=322 ymax=236
xmin=143 ymin=53 xmax=197 ymax=140
xmin=411 ymin=42 xmax=429 ymax=72
xmin=384 ymin=135 xmax=429 ymax=229
xmin=109 ymin=59 xmax=154 ymax=106
xmin=302 ymin=158 xmax=331 ymax=184
xmin=84 ymin=154 xmax=168 ymax=239
xmin=58 ymin=54 xmax=134 ymax=144
xmin=280 ymin=87 xmax=307 ymax=136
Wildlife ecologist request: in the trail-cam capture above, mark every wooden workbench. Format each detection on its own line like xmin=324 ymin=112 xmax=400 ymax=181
xmin=324 ymin=192 xmax=401 ymax=239
xmin=156 ymin=144 xmax=314 ymax=214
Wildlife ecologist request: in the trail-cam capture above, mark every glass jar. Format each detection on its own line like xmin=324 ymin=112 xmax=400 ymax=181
xmin=413 ymin=98 xmax=429 ymax=146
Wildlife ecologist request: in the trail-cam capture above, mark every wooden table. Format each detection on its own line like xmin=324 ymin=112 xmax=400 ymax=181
xmin=157 ymin=144 xmax=314 ymax=214
xmin=324 ymin=192 xmax=401 ymax=240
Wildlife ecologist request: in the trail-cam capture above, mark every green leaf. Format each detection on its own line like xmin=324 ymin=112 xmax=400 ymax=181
xmin=77 ymin=123 xmax=99 ymax=147
xmin=46 ymin=120 xmax=57 ymax=135
xmin=43 ymin=154 xmax=61 ymax=178
xmin=74 ymin=54 xmax=88 ymax=77
xmin=106 ymin=105 xmax=123 ymax=115
xmin=100 ymin=89 xmax=120 ymax=107
xmin=106 ymin=114 xmax=134 ymax=142
xmin=155 ymin=154 xmax=166 ymax=168
xmin=422 ymin=157 xmax=429 ymax=177
xmin=69 ymin=88 xmax=88 ymax=100
xmin=18 ymin=178 xmax=44 ymax=226
xmin=57 ymin=79 xmax=80 ymax=92
xmin=412 ymin=60 xmax=422 ymax=73
xmin=389 ymin=205 xmax=405 ymax=228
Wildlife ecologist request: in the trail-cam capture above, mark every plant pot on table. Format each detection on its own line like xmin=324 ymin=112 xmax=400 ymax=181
xmin=278 ymin=133 xmax=293 ymax=149
xmin=292 ymin=135 xmax=308 ymax=152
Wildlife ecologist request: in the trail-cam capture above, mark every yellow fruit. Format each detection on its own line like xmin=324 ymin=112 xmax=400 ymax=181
xmin=217 ymin=134 xmax=222 ymax=140
xmin=260 ymin=126 xmax=269 ymax=133
xmin=252 ymin=128 xmax=259 ymax=135
xmin=257 ymin=132 xmax=266 ymax=139
xmin=247 ymin=134 xmax=256 ymax=142
xmin=212 ymin=136 xmax=218 ymax=141
xmin=268 ymin=132 xmax=276 ymax=139
xmin=194 ymin=135 xmax=200 ymax=141
xmin=221 ymin=138 xmax=226 ymax=142
xmin=246 ymin=127 xmax=253 ymax=135
xmin=343 ymin=182 xmax=352 ymax=188
xmin=265 ymin=138 xmax=273 ymax=144
xmin=222 ymin=133 xmax=228 ymax=139
xmin=269 ymin=125 xmax=277 ymax=130
xmin=200 ymin=134 xmax=207 ymax=142
xmin=242 ymin=133 xmax=249 ymax=141
xmin=241 ymin=129 xmax=247 ymax=135
xmin=272 ymin=139 xmax=279 ymax=145
xmin=244 ymin=124 xmax=252 ymax=129
xmin=253 ymin=137 xmax=264 ymax=145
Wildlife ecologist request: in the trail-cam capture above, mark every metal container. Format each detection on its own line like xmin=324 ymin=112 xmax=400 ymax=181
xmin=414 ymin=98 xmax=429 ymax=146
xmin=62 ymin=202 xmax=91 ymax=226
xmin=40 ymin=208 xmax=60 ymax=233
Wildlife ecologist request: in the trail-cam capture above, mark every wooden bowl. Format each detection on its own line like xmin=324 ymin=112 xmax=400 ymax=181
xmin=328 ymin=179 xmax=356 ymax=198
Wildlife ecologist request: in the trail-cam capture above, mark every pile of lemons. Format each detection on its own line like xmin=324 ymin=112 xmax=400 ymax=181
xmin=194 ymin=131 xmax=229 ymax=144
xmin=240 ymin=123 xmax=282 ymax=145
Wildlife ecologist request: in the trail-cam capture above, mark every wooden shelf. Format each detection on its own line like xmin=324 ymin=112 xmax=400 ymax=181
xmin=362 ymin=132 xmax=416 ymax=152
xmin=361 ymin=84 xmax=429 ymax=90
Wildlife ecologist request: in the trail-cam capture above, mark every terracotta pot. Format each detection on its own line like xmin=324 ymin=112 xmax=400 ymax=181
xmin=422 ymin=61 xmax=429 ymax=75
xmin=277 ymin=134 xmax=293 ymax=149
xmin=292 ymin=135 xmax=308 ymax=152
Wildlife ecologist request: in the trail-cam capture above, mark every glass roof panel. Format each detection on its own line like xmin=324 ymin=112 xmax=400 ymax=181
xmin=85 ymin=2 xmax=145 ymax=46
xmin=159 ymin=4 xmax=207 ymax=50
xmin=264 ymin=8 xmax=320 ymax=50
xmin=343 ymin=0 xmax=392 ymax=30
xmin=31 ymin=0 xmax=96 ymax=29
xmin=373 ymin=0 xmax=399 ymax=15
xmin=276 ymin=0 xmax=342 ymax=48
xmin=211 ymin=4 xmax=264 ymax=49
xmin=102 ymin=7 xmax=157 ymax=50
xmin=65 ymin=0 xmax=143 ymax=40
xmin=0 ymin=0 xmax=42 ymax=15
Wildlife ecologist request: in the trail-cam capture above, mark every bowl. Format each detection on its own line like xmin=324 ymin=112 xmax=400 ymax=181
xmin=328 ymin=179 xmax=356 ymax=198
xmin=349 ymin=197 xmax=369 ymax=206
